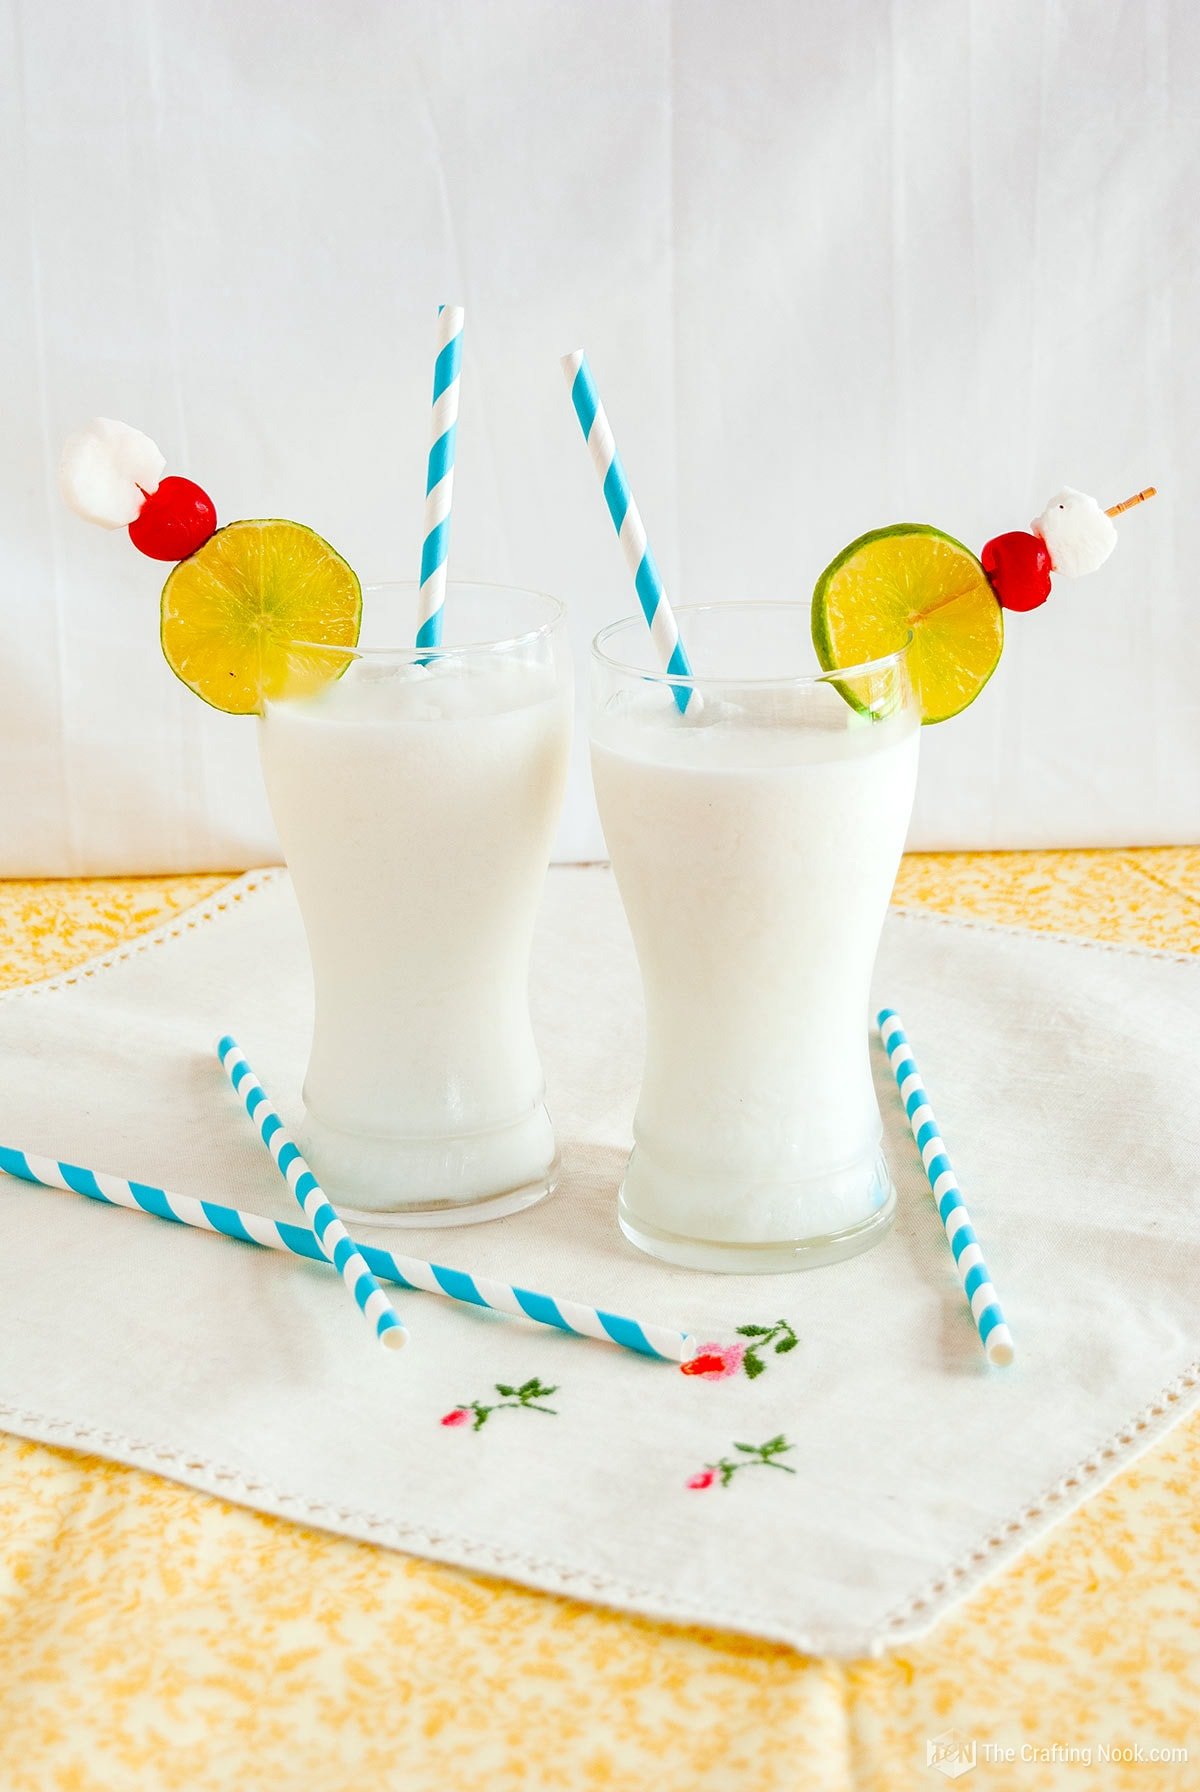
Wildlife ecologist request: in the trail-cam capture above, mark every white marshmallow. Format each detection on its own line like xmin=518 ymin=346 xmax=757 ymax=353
xmin=59 ymin=418 xmax=165 ymax=529
xmin=1030 ymin=486 xmax=1117 ymax=578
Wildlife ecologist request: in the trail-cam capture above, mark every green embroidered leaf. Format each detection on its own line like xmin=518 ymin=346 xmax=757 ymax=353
xmin=703 ymin=1435 xmax=799 ymax=1488
xmin=494 ymin=1384 xmax=516 ymax=1397
xmin=774 ymin=1336 xmax=799 ymax=1354
xmin=743 ymin=1351 xmax=765 ymax=1379
xmin=736 ymin=1324 xmax=771 ymax=1337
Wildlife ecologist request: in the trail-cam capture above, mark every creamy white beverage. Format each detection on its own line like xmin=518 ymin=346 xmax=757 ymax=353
xmin=591 ymin=608 xmax=918 ymax=1271
xmin=259 ymin=588 xmax=571 ymax=1222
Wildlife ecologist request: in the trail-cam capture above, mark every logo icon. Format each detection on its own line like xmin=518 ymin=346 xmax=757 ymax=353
xmin=927 ymin=1730 xmax=977 ymax=1779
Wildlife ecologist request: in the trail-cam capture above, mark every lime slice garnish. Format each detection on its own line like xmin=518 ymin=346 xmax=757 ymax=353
xmin=160 ymin=519 xmax=362 ymax=715
xmin=812 ymin=524 xmax=1003 ymax=724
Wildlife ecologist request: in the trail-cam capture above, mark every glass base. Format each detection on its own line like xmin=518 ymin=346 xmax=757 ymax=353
xmin=617 ymin=1148 xmax=897 ymax=1273
xmin=297 ymin=1101 xmax=559 ymax=1229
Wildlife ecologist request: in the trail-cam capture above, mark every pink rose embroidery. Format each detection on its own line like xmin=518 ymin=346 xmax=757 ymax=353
xmin=680 ymin=1321 xmax=799 ymax=1381
xmin=688 ymin=1437 xmax=797 ymax=1491
xmin=439 ymin=1380 xmax=558 ymax=1432
xmin=681 ymin=1342 xmax=745 ymax=1381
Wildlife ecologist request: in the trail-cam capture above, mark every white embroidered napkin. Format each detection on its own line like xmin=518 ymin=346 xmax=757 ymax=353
xmin=0 ymin=869 xmax=1196 ymax=1657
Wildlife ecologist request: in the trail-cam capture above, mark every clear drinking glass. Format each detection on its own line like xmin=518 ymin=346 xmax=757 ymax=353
xmin=590 ymin=602 xmax=919 ymax=1272
xmin=258 ymin=583 xmax=572 ymax=1224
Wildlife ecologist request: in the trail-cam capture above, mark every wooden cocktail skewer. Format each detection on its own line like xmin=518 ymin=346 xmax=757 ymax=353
xmin=1106 ymin=487 xmax=1156 ymax=518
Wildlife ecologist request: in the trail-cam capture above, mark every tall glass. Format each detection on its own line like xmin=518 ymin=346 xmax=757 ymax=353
xmin=258 ymin=584 xmax=572 ymax=1224
xmin=590 ymin=603 xmax=918 ymax=1272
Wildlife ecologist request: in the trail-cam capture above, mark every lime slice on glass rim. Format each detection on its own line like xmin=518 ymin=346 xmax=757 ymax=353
xmin=812 ymin=524 xmax=1003 ymax=724
xmin=160 ymin=518 xmax=362 ymax=715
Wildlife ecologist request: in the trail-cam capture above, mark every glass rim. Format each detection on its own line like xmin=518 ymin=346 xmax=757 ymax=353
xmin=592 ymin=601 xmax=914 ymax=689
xmin=293 ymin=580 xmax=566 ymax=659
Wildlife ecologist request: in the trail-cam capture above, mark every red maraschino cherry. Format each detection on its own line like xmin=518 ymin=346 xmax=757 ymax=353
xmin=980 ymin=530 xmax=1052 ymax=612
xmin=128 ymin=476 xmax=218 ymax=562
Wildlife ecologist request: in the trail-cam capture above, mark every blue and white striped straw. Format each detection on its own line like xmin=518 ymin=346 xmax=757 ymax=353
xmin=878 ymin=1010 xmax=1015 ymax=1367
xmin=0 ymin=1144 xmax=695 ymax=1366
xmin=217 ymin=1035 xmax=407 ymax=1353
xmin=415 ymin=303 xmax=465 ymax=653
xmin=561 ymin=349 xmax=696 ymax=714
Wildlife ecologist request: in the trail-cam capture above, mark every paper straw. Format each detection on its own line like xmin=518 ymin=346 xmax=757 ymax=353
xmin=217 ymin=1036 xmax=406 ymax=1353
xmin=878 ymin=1010 xmax=1015 ymax=1367
xmin=561 ymin=349 xmax=696 ymax=714
xmin=0 ymin=1144 xmax=695 ymax=1365
xmin=415 ymin=304 xmax=465 ymax=653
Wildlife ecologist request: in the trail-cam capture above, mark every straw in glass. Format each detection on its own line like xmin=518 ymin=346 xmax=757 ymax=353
xmin=878 ymin=1009 xmax=1014 ymax=1367
xmin=217 ymin=1035 xmax=407 ymax=1352
xmin=0 ymin=1144 xmax=695 ymax=1365
xmin=415 ymin=304 xmax=465 ymax=653
xmin=561 ymin=349 xmax=696 ymax=713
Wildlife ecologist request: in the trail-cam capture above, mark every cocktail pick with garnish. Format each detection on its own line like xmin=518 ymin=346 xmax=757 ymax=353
xmin=60 ymin=417 xmax=217 ymax=559
xmin=812 ymin=483 xmax=1157 ymax=724
xmin=981 ymin=486 xmax=1157 ymax=611
xmin=60 ymin=418 xmax=361 ymax=713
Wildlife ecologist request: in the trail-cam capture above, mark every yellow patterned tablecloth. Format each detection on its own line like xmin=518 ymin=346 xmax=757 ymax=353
xmin=0 ymin=854 xmax=1197 ymax=1792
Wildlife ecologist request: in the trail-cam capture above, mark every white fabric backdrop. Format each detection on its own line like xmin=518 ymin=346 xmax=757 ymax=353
xmin=3 ymin=0 xmax=1196 ymax=873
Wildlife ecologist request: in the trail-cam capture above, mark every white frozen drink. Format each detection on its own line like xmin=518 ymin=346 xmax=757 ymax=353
xmin=258 ymin=587 xmax=572 ymax=1222
xmin=591 ymin=607 xmax=918 ymax=1270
